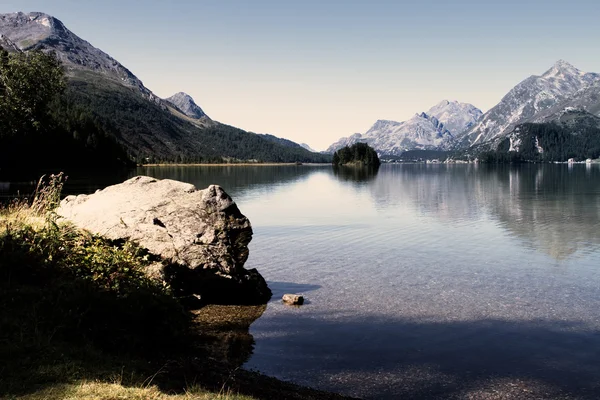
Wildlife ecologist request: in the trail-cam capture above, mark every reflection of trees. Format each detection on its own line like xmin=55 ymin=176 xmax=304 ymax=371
xmin=370 ymin=164 xmax=600 ymax=260
xmin=332 ymin=165 xmax=379 ymax=184
xmin=370 ymin=164 xmax=485 ymax=221
xmin=134 ymin=165 xmax=324 ymax=199
xmin=484 ymin=165 xmax=600 ymax=260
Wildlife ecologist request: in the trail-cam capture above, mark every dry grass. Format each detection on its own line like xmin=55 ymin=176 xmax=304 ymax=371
xmin=12 ymin=381 xmax=255 ymax=400
xmin=0 ymin=172 xmax=66 ymax=230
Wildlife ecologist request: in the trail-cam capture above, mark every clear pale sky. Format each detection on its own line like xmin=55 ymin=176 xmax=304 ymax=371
xmin=4 ymin=1 xmax=600 ymax=150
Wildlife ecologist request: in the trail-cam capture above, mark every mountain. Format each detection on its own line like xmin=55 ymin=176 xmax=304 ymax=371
xmin=530 ymin=80 xmax=600 ymax=125
xmin=426 ymin=100 xmax=483 ymax=141
xmin=0 ymin=11 xmax=329 ymax=165
xmin=327 ymin=100 xmax=482 ymax=156
xmin=257 ymin=133 xmax=305 ymax=149
xmin=462 ymin=60 xmax=600 ymax=148
xmin=0 ymin=34 xmax=19 ymax=52
xmin=300 ymin=143 xmax=317 ymax=153
xmin=165 ymin=92 xmax=208 ymax=120
xmin=0 ymin=12 xmax=158 ymax=101
xmin=480 ymin=109 xmax=600 ymax=163
xmin=327 ymin=133 xmax=363 ymax=154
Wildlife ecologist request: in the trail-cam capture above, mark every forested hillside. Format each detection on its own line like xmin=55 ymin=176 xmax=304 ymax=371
xmin=0 ymin=50 xmax=329 ymax=170
xmin=479 ymin=111 xmax=600 ymax=163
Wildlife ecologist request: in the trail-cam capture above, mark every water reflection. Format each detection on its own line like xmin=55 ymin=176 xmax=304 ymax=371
xmin=193 ymin=304 xmax=266 ymax=367
xmin=332 ymin=165 xmax=379 ymax=184
xmin=3 ymin=164 xmax=599 ymax=262
xmin=369 ymin=164 xmax=600 ymax=260
xmin=134 ymin=165 xmax=327 ymax=200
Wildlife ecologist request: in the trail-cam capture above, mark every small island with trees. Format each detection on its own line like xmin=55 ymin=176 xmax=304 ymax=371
xmin=332 ymin=142 xmax=381 ymax=167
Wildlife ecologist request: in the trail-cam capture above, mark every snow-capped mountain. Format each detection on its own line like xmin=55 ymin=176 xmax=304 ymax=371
xmin=529 ymin=80 xmax=600 ymax=125
xmin=462 ymin=60 xmax=600 ymax=147
xmin=166 ymin=92 xmax=208 ymax=120
xmin=327 ymin=100 xmax=482 ymax=155
xmin=328 ymin=133 xmax=364 ymax=154
xmin=427 ymin=100 xmax=483 ymax=141
xmin=0 ymin=12 xmax=158 ymax=101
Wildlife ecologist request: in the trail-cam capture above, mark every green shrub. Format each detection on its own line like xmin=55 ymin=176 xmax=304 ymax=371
xmin=0 ymin=174 xmax=191 ymax=357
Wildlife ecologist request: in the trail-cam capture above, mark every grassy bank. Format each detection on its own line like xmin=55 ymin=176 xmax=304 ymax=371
xmin=0 ymin=174 xmax=355 ymax=400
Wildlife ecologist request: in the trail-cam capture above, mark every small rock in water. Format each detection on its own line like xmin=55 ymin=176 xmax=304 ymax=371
xmin=282 ymin=294 xmax=304 ymax=305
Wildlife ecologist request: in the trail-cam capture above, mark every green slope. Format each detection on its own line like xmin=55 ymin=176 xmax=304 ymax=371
xmin=63 ymin=70 xmax=331 ymax=164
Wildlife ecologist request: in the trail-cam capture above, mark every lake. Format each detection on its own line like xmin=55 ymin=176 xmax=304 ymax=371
xmin=3 ymin=163 xmax=600 ymax=398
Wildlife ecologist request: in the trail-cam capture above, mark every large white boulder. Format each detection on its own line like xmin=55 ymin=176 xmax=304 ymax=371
xmin=58 ymin=176 xmax=271 ymax=305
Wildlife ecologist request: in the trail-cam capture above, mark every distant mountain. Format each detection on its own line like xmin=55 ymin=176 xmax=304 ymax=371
xmin=427 ymin=100 xmax=483 ymax=142
xmin=481 ymin=109 xmax=600 ymax=163
xmin=462 ymin=60 xmax=600 ymax=148
xmin=327 ymin=100 xmax=482 ymax=156
xmin=327 ymin=133 xmax=363 ymax=154
xmin=165 ymin=92 xmax=208 ymax=120
xmin=0 ymin=11 xmax=328 ymax=165
xmin=300 ymin=143 xmax=317 ymax=153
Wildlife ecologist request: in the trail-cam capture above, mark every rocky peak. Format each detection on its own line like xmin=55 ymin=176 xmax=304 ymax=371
xmin=542 ymin=59 xmax=582 ymax=80
xmin=0 ymin=11 xmax=160 ymax=103
xmin=166 ymin=92 xmax=207 ymax=119
xmin=0 ymin=12 xmax=67 ymax=50
xmin=463 ymin=60 xmax=600 ymax=148
xmin=0 ymin=34 xmax=19 ymax=52
xmin=371 ymin=119 xmax=401 ymax=131
xmin=326 ymin=100 xmax=482 ymax=155
xmin=425 ymin=100 xmax=483 ymax=138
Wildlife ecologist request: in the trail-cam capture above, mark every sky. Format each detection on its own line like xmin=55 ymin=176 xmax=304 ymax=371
xmin=3 ymin=0 xmax=600 ymax=150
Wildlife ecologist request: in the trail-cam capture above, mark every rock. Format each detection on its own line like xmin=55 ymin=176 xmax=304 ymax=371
xmin=58 ymin=176 xmax=272 ymax=305
xmin=282 ymin=294 xmax=304 ymax=305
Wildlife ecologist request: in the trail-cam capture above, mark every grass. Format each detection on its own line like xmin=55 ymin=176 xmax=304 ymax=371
xmin=0 ymin=174 xmax=231 ymax=399
xmin=12 ymin=381 xmax=256 ymax=400
xmin=0 ymin=174 xmax=356 ymax=400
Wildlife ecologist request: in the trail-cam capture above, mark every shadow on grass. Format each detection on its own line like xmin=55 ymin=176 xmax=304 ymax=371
xmin=0 ymin=247 xmax=350 ymax=400
xmin=248 ymin=311 xmax=600 ymax=399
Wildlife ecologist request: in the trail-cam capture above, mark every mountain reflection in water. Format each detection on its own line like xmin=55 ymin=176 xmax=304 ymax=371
xmin=367 ymin=164 xmax=600 ymax=260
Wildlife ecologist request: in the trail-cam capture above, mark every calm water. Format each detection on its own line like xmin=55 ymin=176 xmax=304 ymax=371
xmin=3 ymin=164 xmax=600 ymax=398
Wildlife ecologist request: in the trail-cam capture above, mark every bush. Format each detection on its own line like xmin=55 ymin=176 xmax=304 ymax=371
xmin=0 ymin=174 xmax=191 ymax=357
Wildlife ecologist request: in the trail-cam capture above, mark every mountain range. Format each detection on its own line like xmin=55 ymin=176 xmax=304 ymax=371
xmin=2 ymin=11 xmax=599 ymax=164
xmin=0 ymin=11 xmax=329 ymax=166
xmin=327 ymin=60 xmax=600 ymax=161
xmin=327 ymin=100 xmax=483 ymax=156
xmin=461 ymin=60 xmax=600 ymax=148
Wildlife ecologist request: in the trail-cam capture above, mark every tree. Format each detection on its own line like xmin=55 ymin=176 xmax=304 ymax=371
xmin=0 ymin=49 xmax=65 ymax=138
xmin=332 ymin=143 xmax=380 ymax=167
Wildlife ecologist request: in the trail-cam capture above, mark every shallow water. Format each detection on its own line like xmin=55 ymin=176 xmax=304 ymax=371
xmin=133 ymin=164 xmax=600 ymax=399
xmin=4 ymin=163 xmax=600 ymax=398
